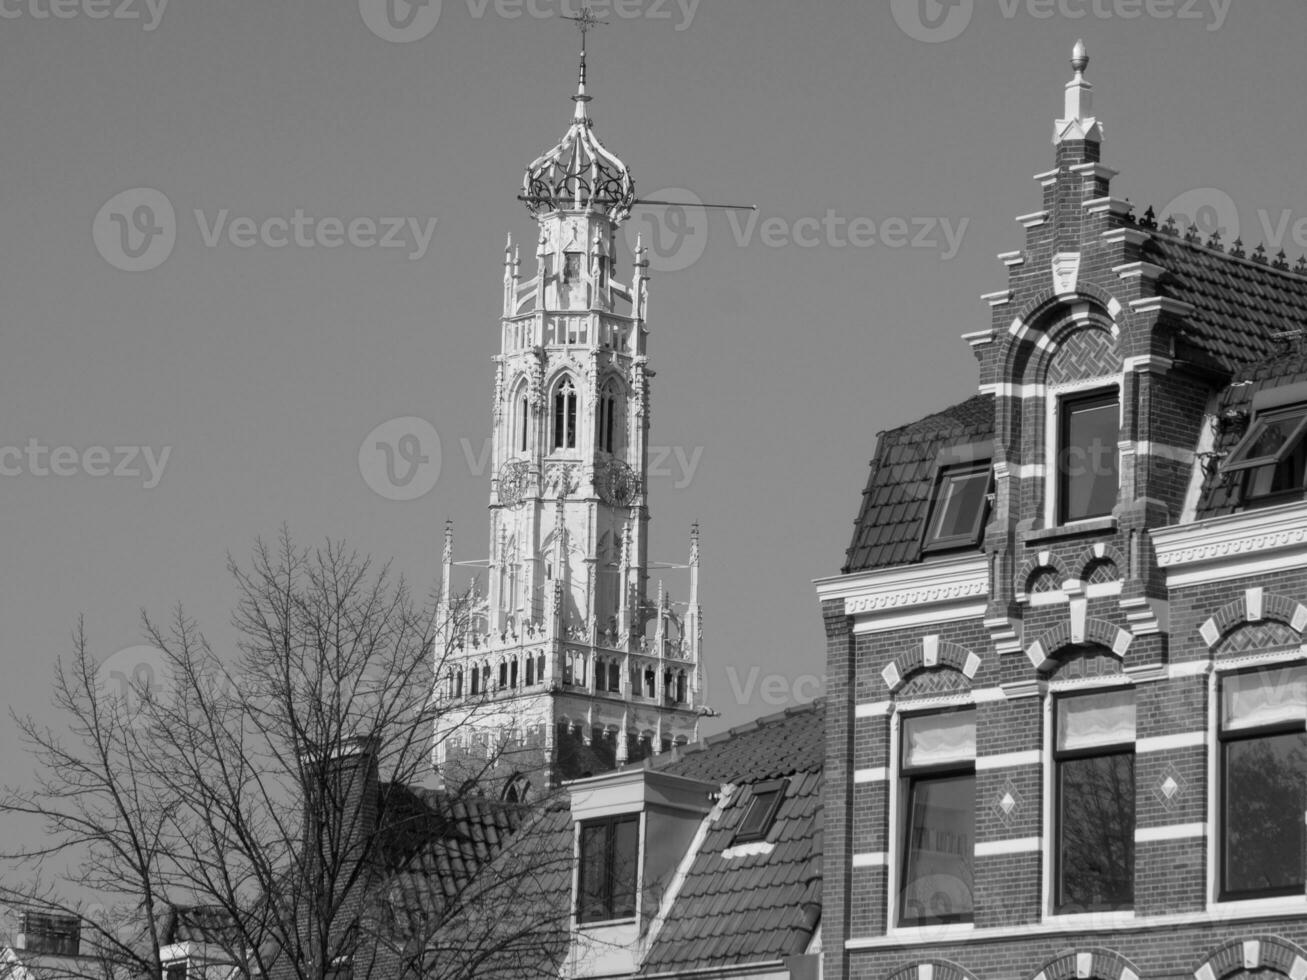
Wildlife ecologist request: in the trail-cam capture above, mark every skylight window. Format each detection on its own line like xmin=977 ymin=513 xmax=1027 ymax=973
xmin=733 ymin=779 xmax=788 ymax=844
xmin=1222 ymin=405 xmax=1307 ymax=503
xmin=922 ymin=463 xmax=991 ymax=553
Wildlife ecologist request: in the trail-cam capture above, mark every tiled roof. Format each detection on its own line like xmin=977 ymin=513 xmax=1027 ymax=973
xmin=639 ymin=702 xmax=824 ymax=975
xmin=844 ymin=395 xmax=995 ymax=573
xmin=374 ymin=784 xmax=528 ymax=938
xmin=1145 ymin=233 xmax=1307 ymax=373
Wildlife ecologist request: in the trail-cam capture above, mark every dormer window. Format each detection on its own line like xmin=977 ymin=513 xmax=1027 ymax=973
xmin=922 ymin=462 xmax=991 ymax=553
xmin=577 ymin=814 xmax=639 ymax=923
xmin=1221 ymin=404 xmax=1307 ymax=504
xmin=732 ymin=779 xmax=787 ymax=844
xmin=1056 ymin=388 xmax=1119 ymax=523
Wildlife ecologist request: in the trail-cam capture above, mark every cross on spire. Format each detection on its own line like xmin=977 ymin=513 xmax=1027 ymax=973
xmin=563 ymin=4 xmax=608 ymax=99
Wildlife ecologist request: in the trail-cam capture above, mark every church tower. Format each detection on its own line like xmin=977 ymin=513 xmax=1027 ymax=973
xmin=433 ymin=27 xmax=703 ymax=800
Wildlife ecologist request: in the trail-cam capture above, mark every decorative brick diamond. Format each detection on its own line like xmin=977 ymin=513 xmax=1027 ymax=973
xmin=1153 ymin=763 xmax=1188 ymax=810
xmin=992 ymin=776 xmax=1023 ymax=826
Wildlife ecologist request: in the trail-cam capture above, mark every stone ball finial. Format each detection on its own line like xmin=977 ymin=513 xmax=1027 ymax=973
xmin=1071 ymin=39 xmax=1089 ymax=74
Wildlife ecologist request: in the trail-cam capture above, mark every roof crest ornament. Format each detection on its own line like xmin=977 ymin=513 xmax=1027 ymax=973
xmin=1054 ymin=39 xmax=1102 ymax=145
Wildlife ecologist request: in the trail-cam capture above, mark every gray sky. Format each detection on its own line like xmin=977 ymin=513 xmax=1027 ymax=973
xmin=0 ymin=0 xmax=1300 ymax=791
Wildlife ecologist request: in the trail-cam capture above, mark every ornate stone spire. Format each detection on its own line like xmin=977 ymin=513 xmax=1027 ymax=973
xmin=1054 ymin=39 xmax=1101 ymax=145
xmin=522 ymin=8 xmax=635 ymax=223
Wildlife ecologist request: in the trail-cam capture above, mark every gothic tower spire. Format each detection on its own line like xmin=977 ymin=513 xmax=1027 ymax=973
xmin=433 ymin=23 xmax=702 ymax=797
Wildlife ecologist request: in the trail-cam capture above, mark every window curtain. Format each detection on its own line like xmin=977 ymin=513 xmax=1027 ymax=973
xmin=903 ymin=711 xmax=976 ymax=768
xmin=1223 ymin=666 xmax=1307 ymax=732
xmin=1057 ymin=688 xmax=1136 ymax=751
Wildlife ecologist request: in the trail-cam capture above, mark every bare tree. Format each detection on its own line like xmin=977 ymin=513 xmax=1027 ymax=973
xmin=1 ymin=529 xmax=571 ymax=980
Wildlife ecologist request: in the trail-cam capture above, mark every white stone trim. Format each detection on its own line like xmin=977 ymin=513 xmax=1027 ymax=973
xmin=1135 ymin=822 xmax=1206 ymax=842
xmin=851 ymin=851 xmax=887 ymax=868
xmin=1017 ymin=210 xmax=1050 ymax=228
xmin=975 ymin=750 xmax=1041 ymax=770
xmin=1152 ymin=501 xmax=1307 ymax=586
xmin=1137 ymin=731 xmax=1205 ymax=752
xmin=979 ymin=382 xmax=1047 ymax=400
xmin=975 ymin=836 xmax=1041 ymax=856
xmin=816 ymin=555 xmax=988 ymax=620
xmin=982 ymin=289 xmax=1014 ymax=307
xmin=853 ymin=767 xmax=888 ymax=784
xmin=1133 ymin=441 xmax=1196 ymax=464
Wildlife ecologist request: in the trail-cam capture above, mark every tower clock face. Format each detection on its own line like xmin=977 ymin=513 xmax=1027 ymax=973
xmin=498 ymin=461 xmax=532 ymax=506
xmin=597 ymin=459 xmax=638 ymax=506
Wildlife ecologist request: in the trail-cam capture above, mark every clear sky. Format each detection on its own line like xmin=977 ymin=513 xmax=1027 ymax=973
xmin=1 ymin=0 xmax=1303 ymax=795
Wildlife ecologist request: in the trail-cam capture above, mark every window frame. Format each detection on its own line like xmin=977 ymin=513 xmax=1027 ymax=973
xmin=896 ymin=708 xmax=977 ymax=928
xmin=1220 ymin=405 xmax=1307 ymax=506
xmin=1216 ymin=665 xmax=1307 ymax=902
xmin=1053 ymin=385 xmax=1121 ymax=526
xmin=921 ymin=461 xmax=992 ymax=554
xmin=732 ymin=778 xmax=788 ymax=845
xmin=552 ymin=376 xmax=579 ymax=451
xmin=576 ymin=812 xmax=642 ymax=925
xmin=1052 ymin=687 xmax=1136 ymax=915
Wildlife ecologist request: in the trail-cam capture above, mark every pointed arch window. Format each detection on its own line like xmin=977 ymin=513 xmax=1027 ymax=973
xmin=553 ymin=377 xmax=578 ymax=451
xmin=598 ymin=382 xmax=621 ymax=454
xmin=517 ymin=391 xmax=530 ymax=453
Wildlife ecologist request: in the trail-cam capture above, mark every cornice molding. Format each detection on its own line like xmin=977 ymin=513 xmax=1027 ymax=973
xmin=814 ymin=556 xmax=988 ymax=619
xmin=1152 ymin=503 xmax=1307 ymax=573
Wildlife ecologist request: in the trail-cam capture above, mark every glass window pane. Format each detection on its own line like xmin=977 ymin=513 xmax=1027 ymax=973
xmin=1223 ymin=732 xmax=1307 ymax=896
xmin=928 ymin=469 xmax=989 ymax=545
xmin=1222 ymin=666 xmax=1307 ymax=732
xmin=1224 ymin=411 xmax=1307 ymax=471
xmin=1060 ymin=395 xmax=1119 ymax=522
xmin=903 ymin=711 xmax=976 ymax=769
xmin=578 ymin=823 xmax=608 ymax=922
xmin=1058 ymin=689 xmax=1136 ymax=751
xmin=900 ymin=774 xmax=975 ymax=924
xmin=1057 ymin=752 xmax=1135 ymax=912
xmin=610 ymin=817 xmax=639 ymax=918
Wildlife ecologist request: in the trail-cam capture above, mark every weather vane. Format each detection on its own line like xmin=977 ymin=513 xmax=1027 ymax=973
xmin=562 ymin=4 xmax=608 ymax=58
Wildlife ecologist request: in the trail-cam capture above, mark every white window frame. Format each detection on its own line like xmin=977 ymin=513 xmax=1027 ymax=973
xmin=885 ymin=697 xmax=978 ymax=940
xmin=1043 ymin=375 xmax=1123 ymax=529
xmin=1206 ymin=651 xmax=1307 ymax=915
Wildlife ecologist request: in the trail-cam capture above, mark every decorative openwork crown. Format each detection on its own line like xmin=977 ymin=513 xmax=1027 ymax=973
xmin=522 ymin=35 xmax=635 ymax=224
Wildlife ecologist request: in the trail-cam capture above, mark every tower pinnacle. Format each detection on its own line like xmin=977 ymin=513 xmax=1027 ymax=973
xmin=1054 ymin=39 xmax=1101 ymax=145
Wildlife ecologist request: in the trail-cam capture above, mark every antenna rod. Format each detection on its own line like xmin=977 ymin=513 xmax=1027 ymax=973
xmin=516 ymin=194 xmax=755 ymax=212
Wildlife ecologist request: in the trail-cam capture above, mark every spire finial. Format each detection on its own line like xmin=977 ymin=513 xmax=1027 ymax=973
xmin=1071 ymin=38 xmax=1088 ymax=76
xmin=563 ymin=4 xmax=606 ymax=112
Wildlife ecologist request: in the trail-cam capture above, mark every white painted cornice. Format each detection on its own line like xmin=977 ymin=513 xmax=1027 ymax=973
xmin=814 ymin=555 xmax=988 ymax=619
xmin=1152 ymin=503 xmax=1307 ymax=584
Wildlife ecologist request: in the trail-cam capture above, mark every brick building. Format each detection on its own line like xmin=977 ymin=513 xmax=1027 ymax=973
xmin=816 ymin=41 xmax=1307 ymax=980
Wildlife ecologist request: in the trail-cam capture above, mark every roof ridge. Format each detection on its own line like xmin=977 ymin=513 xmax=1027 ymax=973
xmin=1149 ymin=229 xmax=1307 ymax=286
